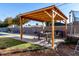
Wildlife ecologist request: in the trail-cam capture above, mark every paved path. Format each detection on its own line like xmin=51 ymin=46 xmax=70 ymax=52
xmin=0 ymin=32 xmax=65 ymax=48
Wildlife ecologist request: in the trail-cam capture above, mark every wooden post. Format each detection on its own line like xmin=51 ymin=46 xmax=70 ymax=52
xmin=51 ymin=10 xmax=55 ymax=49
xmin=20 ymin=17 xmax=23 ymax=40
xmin=65 ymin=19 xmax=67 ymax=37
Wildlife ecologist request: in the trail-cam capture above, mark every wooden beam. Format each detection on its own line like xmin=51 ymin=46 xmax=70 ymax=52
xmin=53 ymin=6 xmax=67 ymax=19
xmin=44 ymin=10 xmax=57 ymax=19
xmin=20 ymin=17 xmax=23 ymax=40
xmin=51 ymin=10 xmax=55 ymax=49
xmin=24 ymin=16 xmax=50 ymax=22
xmin=54 ymin=10 xmax=67 ymax=20
xmin=44 ymin=11 xmax=52 ymax=18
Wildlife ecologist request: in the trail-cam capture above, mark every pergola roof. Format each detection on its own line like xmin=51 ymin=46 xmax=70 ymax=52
xmin=19 ymin=5 xmax=67 ymax=22
xmin=19 ymin=5 xmax=68 ymax=49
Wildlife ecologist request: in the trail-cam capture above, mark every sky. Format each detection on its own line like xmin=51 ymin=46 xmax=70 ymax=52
xmin=0 ymin=3 xmax=79 ymax=25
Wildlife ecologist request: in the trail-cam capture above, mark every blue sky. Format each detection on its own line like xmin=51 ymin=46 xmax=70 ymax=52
xmin=0 ymin=3 xmax=79 ymax=25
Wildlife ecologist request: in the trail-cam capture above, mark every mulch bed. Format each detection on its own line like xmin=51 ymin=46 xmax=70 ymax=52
xmin=0 ymin=43 xmax=78 ymax=56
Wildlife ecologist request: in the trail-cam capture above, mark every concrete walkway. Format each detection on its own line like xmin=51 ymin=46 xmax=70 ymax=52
xmin=0 ymin=32 xmax=65 ymax=48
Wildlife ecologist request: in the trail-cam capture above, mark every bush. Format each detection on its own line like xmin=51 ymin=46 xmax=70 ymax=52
xmin=0 ymin=23 xmax=9 ymax=27
xmin=65 ymin=37 xmax=78 ymax=45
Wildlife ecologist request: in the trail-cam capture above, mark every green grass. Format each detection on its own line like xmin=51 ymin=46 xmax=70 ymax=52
xmin=0 ymin=37 xmax=44 ymax=50
xmin=0 ymin=37 xmax=46 ymax=54
xmin=0 ymin=37 xmax=25 ymax=49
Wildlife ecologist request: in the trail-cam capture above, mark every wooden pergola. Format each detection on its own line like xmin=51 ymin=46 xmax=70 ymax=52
xmin=19 ymin=5 xmax=68 ymax=49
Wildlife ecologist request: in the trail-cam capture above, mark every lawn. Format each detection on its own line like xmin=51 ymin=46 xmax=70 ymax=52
xmin=0 ymin=37 xmax=45 ymax=54
xmin=0 ymin=37 xmax=77 ymax=56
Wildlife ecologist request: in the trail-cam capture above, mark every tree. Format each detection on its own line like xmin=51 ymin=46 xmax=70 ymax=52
xmin=13 ymin=16 xmax=29 ymax=26
xmin=0 ymin=20 xmax=6 ymax=27
xmin=0 ymin=20 xmax=3 ymax=24
xmin=1 ymin=17 xmax=14 ymax=27
xmin=3 ymin=17 xmax=13 ymax=26
xmin=1 ymin=15 xmax=29 ymax=27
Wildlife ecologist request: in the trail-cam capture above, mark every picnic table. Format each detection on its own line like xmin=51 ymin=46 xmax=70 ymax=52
xmin=34 ymin=31 xmax=51 ymax=43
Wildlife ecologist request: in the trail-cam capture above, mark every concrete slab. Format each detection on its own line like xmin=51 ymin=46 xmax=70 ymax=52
xmin=0 ymin=32 xmax=65 ymax=48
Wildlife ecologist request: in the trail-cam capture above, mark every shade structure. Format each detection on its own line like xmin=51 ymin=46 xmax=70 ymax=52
xmin=19 ymin=5 xmax=68 ymax=49
xmin=20 ymin=5 xmax=67 ymax=21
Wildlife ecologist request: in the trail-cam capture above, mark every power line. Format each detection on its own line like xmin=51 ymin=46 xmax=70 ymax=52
xmin=54 ymin=3 xmax=69 ymax=7
xmin=57 ymin=3 xmax=67 ymax=7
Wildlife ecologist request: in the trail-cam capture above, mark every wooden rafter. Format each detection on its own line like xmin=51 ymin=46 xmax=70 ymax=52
xmin=54 ymin=10 xmax=67 ymax=20
xmin=44 ymin=11 xmax=52 ymax=18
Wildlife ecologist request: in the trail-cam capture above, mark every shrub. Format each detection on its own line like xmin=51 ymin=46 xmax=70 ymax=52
xmin=65 ymin=37 xmax=78 ymax=45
